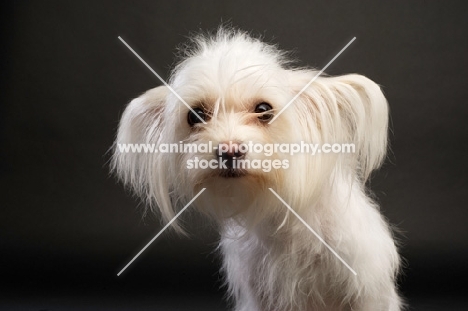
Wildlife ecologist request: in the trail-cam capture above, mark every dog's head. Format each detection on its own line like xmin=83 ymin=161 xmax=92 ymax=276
xmin=112 ymin=28 xmax=388 ymax=229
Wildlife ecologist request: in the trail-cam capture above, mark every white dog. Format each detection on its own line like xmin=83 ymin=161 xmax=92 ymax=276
xmin=113 ymin=28 xmax=402 ymax=311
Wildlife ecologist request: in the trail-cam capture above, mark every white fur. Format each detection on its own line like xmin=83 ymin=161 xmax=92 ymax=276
xmin=112 ymin=28 xmax=402 ymax=310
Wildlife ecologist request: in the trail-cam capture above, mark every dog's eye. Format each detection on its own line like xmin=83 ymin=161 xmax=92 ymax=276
xmin=187 ymin=108 xmax=206 ymax=126
xmin=255 ymin=102 xmax=273 ymax=121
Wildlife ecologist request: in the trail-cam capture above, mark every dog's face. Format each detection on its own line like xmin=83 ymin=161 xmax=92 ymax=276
xmin=156 ymin=40 xmax=298 ymax=222
xmin=113 ymin=29 xmax=388 ymax=228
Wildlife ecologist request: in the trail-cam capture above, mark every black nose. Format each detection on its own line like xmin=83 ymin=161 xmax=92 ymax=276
xmin=216 ymin=142 xmax=246 ymax=168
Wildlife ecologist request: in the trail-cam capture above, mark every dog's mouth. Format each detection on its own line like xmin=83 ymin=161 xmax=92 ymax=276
xmin=219 ymin=168 xmax=247 ymax=178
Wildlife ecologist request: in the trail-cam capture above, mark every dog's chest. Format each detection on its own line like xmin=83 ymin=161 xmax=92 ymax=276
xmin=220 ymin=225 xmax=349 ymax=310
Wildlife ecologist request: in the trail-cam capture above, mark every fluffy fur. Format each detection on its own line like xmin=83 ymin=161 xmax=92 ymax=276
xmin=112 ymin=28 xmax=402 ymax=310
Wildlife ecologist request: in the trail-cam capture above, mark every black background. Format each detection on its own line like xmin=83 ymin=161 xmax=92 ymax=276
xmin=1 ymin=1 xmax=467 ymax=310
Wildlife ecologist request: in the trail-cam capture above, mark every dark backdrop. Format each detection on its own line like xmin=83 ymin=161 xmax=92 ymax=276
xmin=1 ymin=1 xmax=467 ymax=310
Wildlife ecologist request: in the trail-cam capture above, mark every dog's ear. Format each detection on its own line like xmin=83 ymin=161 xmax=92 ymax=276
xmin=111 ymin=86 xmax=176 ymax=224
xmin=114 ymin=86 xmax=168 ymax=148
xmin=294 ymin=72 xmax=388 ymax=182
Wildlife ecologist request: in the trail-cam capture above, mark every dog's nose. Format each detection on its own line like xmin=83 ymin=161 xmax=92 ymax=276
xmin=217 ymin=142 xmax=246 ymax=168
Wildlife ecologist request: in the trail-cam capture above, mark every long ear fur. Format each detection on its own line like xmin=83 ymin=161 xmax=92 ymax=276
xmin=296 ymin=72 xmax=388 ymax=182
xmin=111 ymin=86 xmax=179 ymax=228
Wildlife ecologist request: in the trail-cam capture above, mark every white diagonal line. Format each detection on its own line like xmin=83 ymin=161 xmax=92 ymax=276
xmin=118 ymin=36 xmax=207 ymax=124
xmin=268 ymin=188 xmax=357 ymax=276
xmin=268 ymin=37 xmax=356 ymax=124
xmin=117 ymin=188 xmax=206 ymax=276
